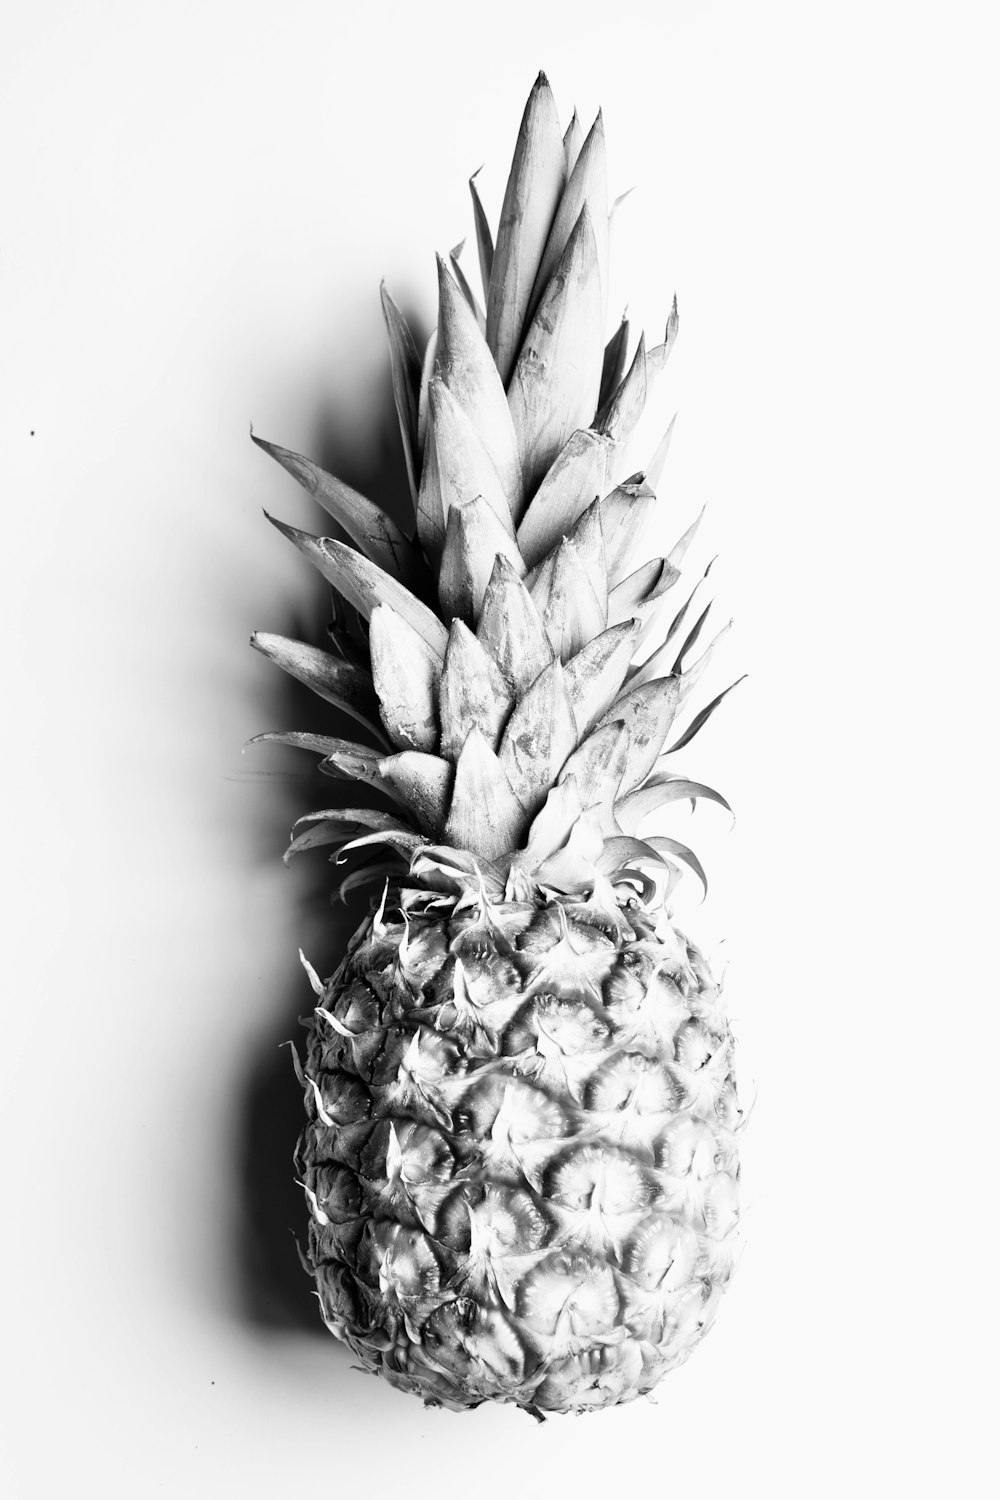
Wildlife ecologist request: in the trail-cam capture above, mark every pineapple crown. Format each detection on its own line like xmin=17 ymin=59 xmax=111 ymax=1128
xmin=249 ymin=74 xmax=740 ymax=913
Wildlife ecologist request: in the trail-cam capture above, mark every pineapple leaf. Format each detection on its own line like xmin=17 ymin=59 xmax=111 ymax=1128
xmin=532 ymin=806 xmax=606 ymax=894
xmin=497 ymin=658 xmax=578 ymax=816
xmin=532 ymin=534 xmax=607 ymax=662
xmin=615 ymin=776 xmax=732 ymax=835
xmin=663 ymin=676 xmax=747 ymax=755
xmin=598 ymin=475 xmax=656 ymax=586
xmin=443 ymin=727 xmax=530 ymax=861
xmin=246 ymin=730 xmax=373 ymax=760
xmin=249 ymin=633 xmax=387 ymax=746
xmin=439 ymin=494 xmax=526 ymax=629
xmin=379 ymin=283 xmax=422 ymax=507
xmin=447 ymin=243 xmax=486 ymax=332
xmin=486 ymin=71 xmax=566 ymax=386
xmin=265 ymin=514 xmax=448 ymax=657
xmin=515 ymin=428 xmax=613 ymax=565
xmin=435 ymin=257 xmax=523 ymax=515
xmin=562 ymin=109 xmax=584 ymax=176
xmin=246 ymin=731 xmax=389 ymax=790
xmin=320 ymin=741 xmax=398 ymax=791
xmin=251 ymin=433 xmax=423 ymax=581
xmin=643 ymin=835 xmax=708 ymax=898
xmin=595 ymin=331 xmax=647 ymax=442
xmin=597 ymin=676 xmax=682 ymax=793
xmin=334 ymin=858 xmax=407 ymax=905
xmin=468 ymin=169 xmax=494 ymax=298
xmin=666 ymin=503 xmax=705 ymax=569
xmin=563 ymin=619 xmax=640 ymax=735
xmin=410 ymin=843 xmax=508 ymax=898
xmin=632 ymin=557 xmax=715 ymax=669
xmin=439 ymin=620 xmax=515 ymax=761
xmin=516 ymin=777 xmax=584 ymax=871
xmin=335 ymin=828 xmax=425 ymax=864
xmin=647 ymin=417 xmax=678 ymax=490
xmin=416 ymin=328 xmax=437 ymax=463
xmin=369 ymin=604 xmax=442 ymax=753
xmin=672 ymin=600 xmax=713 ymax=675
xmin=507 ymin=206 xmax=604 ymax=496
xmin=476 ymin=554 xmax=554 ymax=694
xmin=529 ymin=110 xmax=609 ymax=330
xmin=646 ymin=295 xmax=680 ymax=377
xmin=597 ymin=834 xmax=672 ymax=878
xmin=426 ymin=375 xmax=517 ymax=539
xmin=607 ymin=556 xmax=681 ymax=626
xmin=557 ymin=719 xmax=631 ymax=830
xmin=377 ymin=752 xmax=453 ymax=837
xmin=284 ymin=807 xmax=412 ymax=863
xmin=678 ymin=619 xmax=734 ymax=703
xmin=415 ymin=415 xmax=446 ymax=561
xmin=599 ymin=315 xmax=630 ymax=411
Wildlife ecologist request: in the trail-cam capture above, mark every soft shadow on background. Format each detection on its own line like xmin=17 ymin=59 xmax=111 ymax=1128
xmin=233 ymin=308 xmax=428 ymax=1336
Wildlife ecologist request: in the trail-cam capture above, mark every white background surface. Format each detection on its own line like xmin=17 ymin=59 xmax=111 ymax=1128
xmin=2 ymin=2 xmax=997 ymax=1495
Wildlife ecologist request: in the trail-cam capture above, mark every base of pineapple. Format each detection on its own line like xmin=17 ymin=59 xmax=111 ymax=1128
xmin=295 ymin=886 xmax=740 ymax=1414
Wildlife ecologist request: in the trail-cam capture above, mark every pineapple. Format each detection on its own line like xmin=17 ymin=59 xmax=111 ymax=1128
xmin=250 ymin=74 xmax=742 ymax=1414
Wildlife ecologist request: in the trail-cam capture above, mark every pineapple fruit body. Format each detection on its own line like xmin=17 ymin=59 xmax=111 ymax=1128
xmin=298 ymin=893 xmax=739 ymax=1413
xmin=253 ymin=75 xmax=744 ymax=1411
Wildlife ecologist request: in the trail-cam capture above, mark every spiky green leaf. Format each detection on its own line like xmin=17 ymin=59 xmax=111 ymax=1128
xmin=557 ymin=719 xmax=630 ymax=831
xmin=607 ymin=556 xmax=681 ymax=625
xmin=530 ymin=111 xmax=609 ymax=326
xmin=678 ymin=619 xmax=734 ymax=703
xmin=438 ymin=494 xmax=526 ymax=628
xmin=563 ymin=619 xmax=640 ymax=734
xmin=416 ymin=326 xmax=437 ymax=456
xmin=595 ymin=332 xmax=647 ymax=442
xmin=663 ymin=676 xmax=746 ymax=755
xmin=562 ymin=109 xmax=584 ymax=175
xmin=515 ymin=428 xmax=613 ymax=563
xmin=426 ymin=376 xmax=516 ymax=538
xmin=266 ymin=514 xmax=448 ymax=657
xmin=486 ymin=72 xmax=566 ymax=386
xmin=443 ymin=727 xmax=529 ymax=861
xmin=436 ymin=259 xmax=522 ymax=514
xmin=368 ymin=604 xmax=441 ymax=753
xmin=285 ymin=807 xmax=412 ymax=862
xmin=380 ymin=284 xmax=422 ymax=507
xmin=599 ymin=315 xmax=630 ymax=410
xmin=643 ymin=835 xmax=708 ymax=898
xmin=598 ymin=476 xmax=656 ymax=586
xmin=448 ymin=244 xmax=486 ymax=332
xmin=246 ymin=731 xmax=387 ymax=790
xmin=439 ymin=620 xmax=515 ymax=761
xmin=531 ymin=534 xmax=607 ymax=662
xmin=249 ymin=633 xmax=385 ymax=744
xmin=377 ymin=752 xmax=452 ymax=837
xmin=646 ymin=295 xmax=680 ymax=377
xmin=647 ymin=417 xmax=678 ymax=490
xmin=672 ymin=601 xmax=713 ymax=675
xmin=615 ymin=776 xmax=732 ymax=834
xmin=596 ymin=676 xmax=681 ymax=793
xmin=507 ymin=206 xmax=604 ymax=496
xmin=476 ymin=554 xmax=554 ymax=695
xmin=497 ymin=658 xmax=577 ymax=816
xmin=469 ymin=169 xmax=494 ymax=297
xmin=251 ymin=434 xmax=422 ymax=583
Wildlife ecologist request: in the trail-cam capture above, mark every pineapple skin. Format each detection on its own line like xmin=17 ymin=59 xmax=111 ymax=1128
xmin=297 ymin=891 xmax=739 ymax=1414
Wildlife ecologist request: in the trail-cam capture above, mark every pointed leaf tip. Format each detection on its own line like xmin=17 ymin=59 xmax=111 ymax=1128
xmin=507 ymin=206 xmax=604 ymax=494
xmin=486 ymin=76 xmax=566 ymax=386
